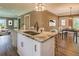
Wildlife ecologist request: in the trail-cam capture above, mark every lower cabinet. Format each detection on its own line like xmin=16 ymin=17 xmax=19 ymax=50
xmin=17 ymin=33 xmax=24 ymax=55
xmin=17 ymin=33 xmax=55 ymax=56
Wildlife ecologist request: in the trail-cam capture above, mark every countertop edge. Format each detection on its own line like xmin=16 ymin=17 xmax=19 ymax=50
xmin=16 ymin=30 xmax=58 ymax=43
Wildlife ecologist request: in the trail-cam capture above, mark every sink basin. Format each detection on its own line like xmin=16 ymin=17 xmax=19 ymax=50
xmin=24 ymin=31 xmax=40 ymax=35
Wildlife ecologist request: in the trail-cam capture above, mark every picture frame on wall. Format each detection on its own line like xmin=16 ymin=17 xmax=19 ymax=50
xmin=49 ymin=20 xmax=56 ymax=26
xmin=8 ymin=20 xmax=12 ymax=26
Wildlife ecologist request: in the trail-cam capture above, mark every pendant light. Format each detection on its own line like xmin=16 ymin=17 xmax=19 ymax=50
xmin=69 ymin=7 xmax=72 ymax=19
xmin=68 ymin=7 xmax=73 ymax=28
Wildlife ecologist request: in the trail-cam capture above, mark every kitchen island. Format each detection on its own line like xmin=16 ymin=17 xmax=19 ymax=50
xmin=17 ymin=30 xmax=58 ymax=56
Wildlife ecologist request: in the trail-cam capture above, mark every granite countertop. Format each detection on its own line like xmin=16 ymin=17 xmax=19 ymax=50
xmin=33 ymin=32 xmax=58 ymax=42
xmin=17 ymin=30 xmax=58 ymax=43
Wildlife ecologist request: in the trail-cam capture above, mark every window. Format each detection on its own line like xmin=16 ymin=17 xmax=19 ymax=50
xmin=0 ymin=18 xmax=6 ymax=29
xmin=73 ymin=17 xmax=79 ymax=29
xmin=61 ymin=19 xmax=65 ymax=26
xmin=14 ymin=19 xmax=18 ymax=29
xmin=59 ymin=17 xmax=66 ymax=27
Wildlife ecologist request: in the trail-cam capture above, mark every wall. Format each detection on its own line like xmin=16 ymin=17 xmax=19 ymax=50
xmin=30 ymin=11 xmax=43 ymax=28
xmin=59 ymin=15 xmax=79 ymax=30
xmin=20 ymin=10 xmax=58 ymax=31
xmin=59 ymin=17 xmax=69 ymax=28
xmin=42 ymin=11 xmax=58 ymax=31
xmin=20 ymin=11 xmax=33 ymax=30
xmin=59 ymin=15 xmax=79 ymax=29
xmin=6 ymin=18 xmax=14 ymax=29
xmin=0 ymin=17 xmax=17 ymax=29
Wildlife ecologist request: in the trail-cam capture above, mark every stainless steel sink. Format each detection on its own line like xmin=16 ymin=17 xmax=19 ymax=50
xmin=24 ymin=31 xmax=40 ymax=35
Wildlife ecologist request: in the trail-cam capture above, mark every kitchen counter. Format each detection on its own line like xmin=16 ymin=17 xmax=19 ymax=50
xmin=17 ymin=30 xmax=58 ymax=43
xmin=33 ymin=31 xmax=58 ymax=42
xmin=17 ymin=30 xmax=57 ymax=56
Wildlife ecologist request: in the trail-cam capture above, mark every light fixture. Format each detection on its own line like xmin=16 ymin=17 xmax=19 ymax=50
xmin=35 ymin=3 xmax=45 ymax=11
xmin=69 ymin=7 xmax=72 ymax=19
xmin=68 ymin=7 xmax=73 ymax=29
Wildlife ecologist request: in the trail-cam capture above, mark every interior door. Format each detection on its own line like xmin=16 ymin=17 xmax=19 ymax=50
xmin=24 ymin=15 xmax=30 ymax=30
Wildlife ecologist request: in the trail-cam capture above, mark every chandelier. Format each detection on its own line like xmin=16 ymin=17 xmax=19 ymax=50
xmin=35 ymin=3 xmax=46 ymax=11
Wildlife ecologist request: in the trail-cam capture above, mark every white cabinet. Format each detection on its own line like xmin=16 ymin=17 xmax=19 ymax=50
xmin=22 ymin=36 xmax=33 ymax=56
xmin=17 ymin=33 xmax=33 ymax=56
xmin=17 ymin=33 xmax=24 ymax=55
xmin=17 ymin=33 xmax=55 ymax=56
xmin=32 ymin=40 xmax=41 ymax=56
xmin=32 ymin=38 xmax=55 ymax=56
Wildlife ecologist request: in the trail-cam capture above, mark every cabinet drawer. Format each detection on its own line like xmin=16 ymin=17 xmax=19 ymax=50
xmin=32 ymin=40 xmax=41 ymax=56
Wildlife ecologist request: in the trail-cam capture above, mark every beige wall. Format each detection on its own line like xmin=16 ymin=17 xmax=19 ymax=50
xmin=59 ymin=16 xmax=76 ymax=29
xmin=20 ymin=10 xmax=58 ymax=31
xmin=42 ymin=11 xmax=58 ymax=31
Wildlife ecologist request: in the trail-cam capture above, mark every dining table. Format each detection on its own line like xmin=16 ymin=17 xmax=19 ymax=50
xmin=62 ymin=28 xmax=79 ymax=43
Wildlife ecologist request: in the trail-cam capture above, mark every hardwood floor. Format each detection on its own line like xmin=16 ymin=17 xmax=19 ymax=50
xmin=0 ymin=35 xmax=18 ymax=56
xmin=0 ymin=33 xmax=79 ymax=56
xmin=55 ymin=33 xmax=79 ymax=56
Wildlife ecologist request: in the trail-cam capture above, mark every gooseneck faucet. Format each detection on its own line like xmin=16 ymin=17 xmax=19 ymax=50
xmin=34 ymin=21 xmax=39 ymax=32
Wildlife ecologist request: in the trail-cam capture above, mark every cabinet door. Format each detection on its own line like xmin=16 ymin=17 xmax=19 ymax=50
xmin=22 ymin=36 xmax=33 ymax=56
xmin=17 ymin=33 xmax=41 ymax=56
xmin=32 ymin=40 xmax=41 ymax=56
xmin=41 ymin=37 xmax=55 ymax=56
xmin=17 ymin=33 xmax=24 ymax=56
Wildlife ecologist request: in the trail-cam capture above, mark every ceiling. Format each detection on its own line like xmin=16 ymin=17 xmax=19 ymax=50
xmin=0 ymin=3 xmax=34 ymax=17
xmin=46 ymin=3 xmax=79 ymax=16
xmin=0 ymin=3 xmax=79 ymax=17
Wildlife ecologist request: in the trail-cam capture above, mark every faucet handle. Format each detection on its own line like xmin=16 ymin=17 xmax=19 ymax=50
xmin=38 ymin=28 xmax=44 ymax=33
